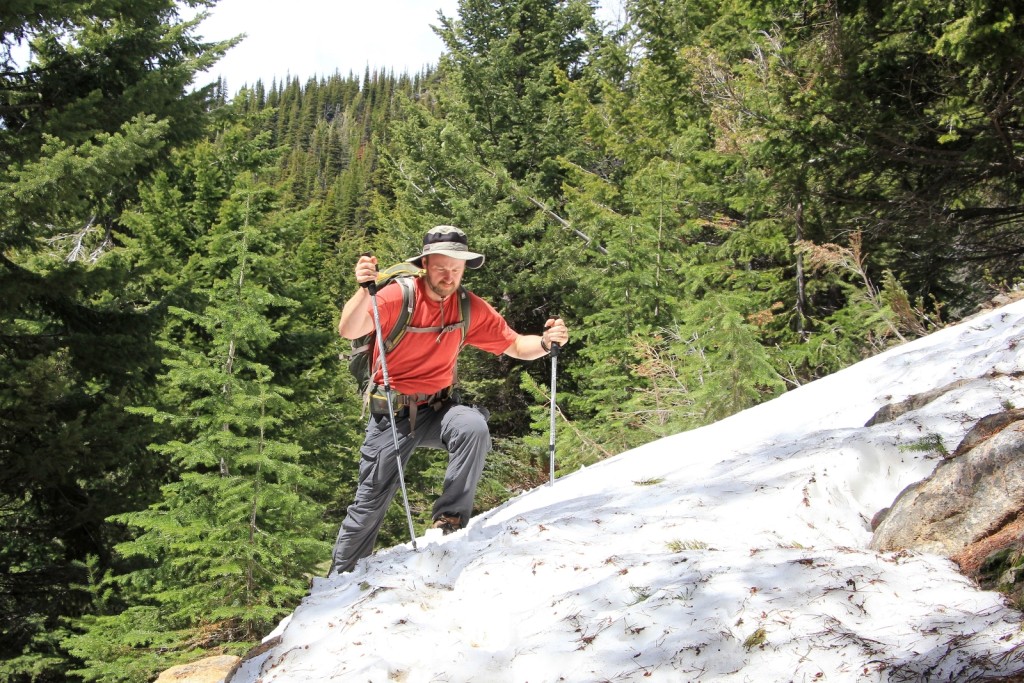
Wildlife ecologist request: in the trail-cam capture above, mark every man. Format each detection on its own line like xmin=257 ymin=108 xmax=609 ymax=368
xmin=330 ymin=225 xmax=569 ymax=576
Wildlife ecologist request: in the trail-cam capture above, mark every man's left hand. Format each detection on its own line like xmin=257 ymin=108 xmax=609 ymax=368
xmin=543 ymin=318 xmax=569 ymax=350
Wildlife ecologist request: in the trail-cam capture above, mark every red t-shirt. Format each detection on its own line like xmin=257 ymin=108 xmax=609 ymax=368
xmin=367 ymin=277 xmax=518 ymax=395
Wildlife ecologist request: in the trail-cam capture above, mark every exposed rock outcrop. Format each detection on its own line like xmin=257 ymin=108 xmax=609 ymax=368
xmin=950 ymin=408 xmax=1024 ymax=458
xmin=154 ymin=655 xmax=240 ymax=683
xmin=870 ymin=411 xmax=1024 ymax=561
xmin=864 ymin=379 xmax=971 ymax=427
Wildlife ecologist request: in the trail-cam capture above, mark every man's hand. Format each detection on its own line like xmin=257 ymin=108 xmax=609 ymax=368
xmin=339 ymin=254 xmax=378 ymax=339
xmin=355 ymin=254 xmax=378 ymax=287
xmin=542 ymin=318 xmax=569 ymax=350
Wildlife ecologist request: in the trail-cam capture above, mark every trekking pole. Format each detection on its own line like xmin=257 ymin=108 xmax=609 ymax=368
xmin=363 ymin=274 xmax=418 ymax=551
xmin=548 ymin=341 xmax=560 ymax=486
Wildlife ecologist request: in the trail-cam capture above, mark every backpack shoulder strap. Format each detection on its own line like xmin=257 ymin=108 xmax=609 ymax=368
xmin=381 ymin=276 xmax=417 ymax=353
xmin=455 ymin=286 xmax=471 ymax=348
xmin=446 ymin=286 xmax=472 ymax=390
xmin=363 ymin=276 xmax=417 ymax=408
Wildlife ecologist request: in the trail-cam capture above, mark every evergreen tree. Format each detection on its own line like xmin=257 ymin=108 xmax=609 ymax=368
xmin=64 ymin=173 xmax=329 ymax=681
xmin=0 ymin=3 xmax=230 ymax=678
xmin=553 ymin=0 xmax=796 ymax=449
xmin=381 ymin=0 xmax=599 ymax=442
xmin=5 ymin=5 xmax=1022 ymax=678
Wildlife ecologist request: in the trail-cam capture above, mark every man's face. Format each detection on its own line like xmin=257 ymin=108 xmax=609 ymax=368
xmin=423 ymin=254 xmax=466 ymax=300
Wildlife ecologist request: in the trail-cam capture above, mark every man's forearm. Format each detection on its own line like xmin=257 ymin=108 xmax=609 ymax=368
xmin=338 ymin=288 xmax=374 ymax=339
xmin=504 ymin=334 xmax=551 ymax=361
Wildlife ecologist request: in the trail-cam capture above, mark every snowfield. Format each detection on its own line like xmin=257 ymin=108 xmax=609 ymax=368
xmin=233 ymin=299 xmax=1024 ymax=682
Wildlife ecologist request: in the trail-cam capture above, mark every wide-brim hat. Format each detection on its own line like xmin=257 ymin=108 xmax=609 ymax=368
xmin=407 ymin=225 xmax=485 ymax=269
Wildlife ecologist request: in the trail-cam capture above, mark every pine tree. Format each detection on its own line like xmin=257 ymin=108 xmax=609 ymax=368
xmin=818 ymin=0 xmax=1024 ymax=312
xmin=64 ymin=174 xmax=329 ymax=681
xmin=381 ymin=0 xmax=599 ymax=434
xmin=0 ymin=3 xmax=228 ymax=678
xmin=554 ymin=0 xmax=822 ymax=449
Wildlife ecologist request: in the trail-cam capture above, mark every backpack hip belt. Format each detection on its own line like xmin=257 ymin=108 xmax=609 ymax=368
xmin=368 ymin=384 xmax=453 ymax=433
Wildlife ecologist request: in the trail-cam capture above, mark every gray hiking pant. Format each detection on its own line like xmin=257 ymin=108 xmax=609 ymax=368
xmin=329 ymin=401 xmax=491 ymax=577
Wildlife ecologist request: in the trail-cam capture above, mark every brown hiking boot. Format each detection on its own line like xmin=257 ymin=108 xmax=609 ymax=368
xmin=432 ymin=512 xmax=462 ymax=535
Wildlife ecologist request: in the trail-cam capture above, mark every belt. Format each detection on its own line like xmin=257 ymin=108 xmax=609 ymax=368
xmin=368 ymin=385 xmax=453 ymax=433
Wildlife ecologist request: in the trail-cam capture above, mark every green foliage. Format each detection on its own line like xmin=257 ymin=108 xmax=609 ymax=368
xmin=819 ymin=0 xmax=1024 ymax=311
xmin=0 ymin=3 xmax=228 ymax=678
xmin=436 ymin=0 xmax=594 ymax=191
xmin=673 ymin=294 xmax=787 ymax=425
xmin=793 ymin=233 xmax=941 ymax=367
xmin=0 ymin=613 xmax=69 ymax=682
xmin=976 ymin=544 xmax=1024 ymax=610
xmin=667 ymin=539 xmax=709 ymax=552
xmin=521 ymin=370 xmax=611 ymax=478
xmin=379 ymin=0 xmax=601 ymax=453
xmin=5 ymin=0 xmax=1024 ymax=677
xmin=65 ymin=607 xmax=196 ymax=683
xmin=64 ymin=172 xmax=331 ymax=673
xmin=900 ymin=434 xmax=949 ymax=458
xmin=743 ymin=626 xmax=768 ymax=650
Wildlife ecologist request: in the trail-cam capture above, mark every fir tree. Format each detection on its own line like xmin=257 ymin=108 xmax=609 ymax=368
xmin=64 ymin=174 xmax=329 ymax=680
xmin=0 ymin=3 xmax=229 ymax=677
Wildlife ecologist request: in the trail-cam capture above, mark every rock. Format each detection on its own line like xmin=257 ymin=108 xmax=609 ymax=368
xmin=155 ymin=655 xmax=240 ymax=683
xmin=951 ymin=408 xmax=1024 ymax=458
xmin=870 ymin=416 xmax=1024 ymax=556
xmin=870 ymin=506 xmax=890 ymax=531
xmin=864 ymin=379 xmax=970 ymax=426
xmin=969 ymin=288 xmax=1024 ymax=317
xmin=224 ymin=635 xmax=282 ymax=682
xmin=953 ymin=513 xmax=1024 ymax=577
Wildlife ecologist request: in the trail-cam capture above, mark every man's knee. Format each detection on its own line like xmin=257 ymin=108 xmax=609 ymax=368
xmin=447 ymin=405 xmax=491 ymax=450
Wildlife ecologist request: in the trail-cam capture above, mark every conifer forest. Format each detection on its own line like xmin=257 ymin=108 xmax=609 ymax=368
xmin=2 ymin=0 xmax=1023 ymax=679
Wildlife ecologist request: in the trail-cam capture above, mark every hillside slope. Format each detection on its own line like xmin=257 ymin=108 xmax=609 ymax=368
xmin=233 ymin=299 xmax=1024 ymax=682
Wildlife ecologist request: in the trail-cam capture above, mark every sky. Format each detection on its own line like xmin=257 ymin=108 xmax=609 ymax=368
xmin=188 ymin=0 xmax=460 ymax=89
xmin=187 ymin=0 xmax=626 ymax=91
xmin=229 ymin=298 xmax=1024 ymax=682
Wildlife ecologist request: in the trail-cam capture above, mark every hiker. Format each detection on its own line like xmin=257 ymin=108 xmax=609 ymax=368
xmin=329 ymin=225 xmax=569 ymax=576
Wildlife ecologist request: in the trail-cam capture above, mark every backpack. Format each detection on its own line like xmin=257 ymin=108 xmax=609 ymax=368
xmin=347 ymin=262 xmax=472 ymax=397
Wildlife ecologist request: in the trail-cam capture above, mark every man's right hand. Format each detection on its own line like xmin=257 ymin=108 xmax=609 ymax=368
xmin=355 ymin=254 xmax=378 ymax=287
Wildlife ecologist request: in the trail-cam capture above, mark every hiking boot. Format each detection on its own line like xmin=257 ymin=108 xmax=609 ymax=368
xmin=432 ymin=512 xmax=462 ymax=535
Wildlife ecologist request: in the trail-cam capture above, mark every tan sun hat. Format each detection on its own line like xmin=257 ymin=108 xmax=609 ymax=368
xmin=407 ymin=225 xmax=485 ymax=269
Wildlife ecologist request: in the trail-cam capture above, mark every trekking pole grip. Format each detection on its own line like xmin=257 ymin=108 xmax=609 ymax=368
xmin=550 ymin=341 xmax=560 ymax=357
xmin=358 ymin=251 xmax=378 ymax=294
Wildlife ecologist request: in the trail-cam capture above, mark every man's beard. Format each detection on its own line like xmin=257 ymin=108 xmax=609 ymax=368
xmin=426 ymin=274 xmax=459 ymax=299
